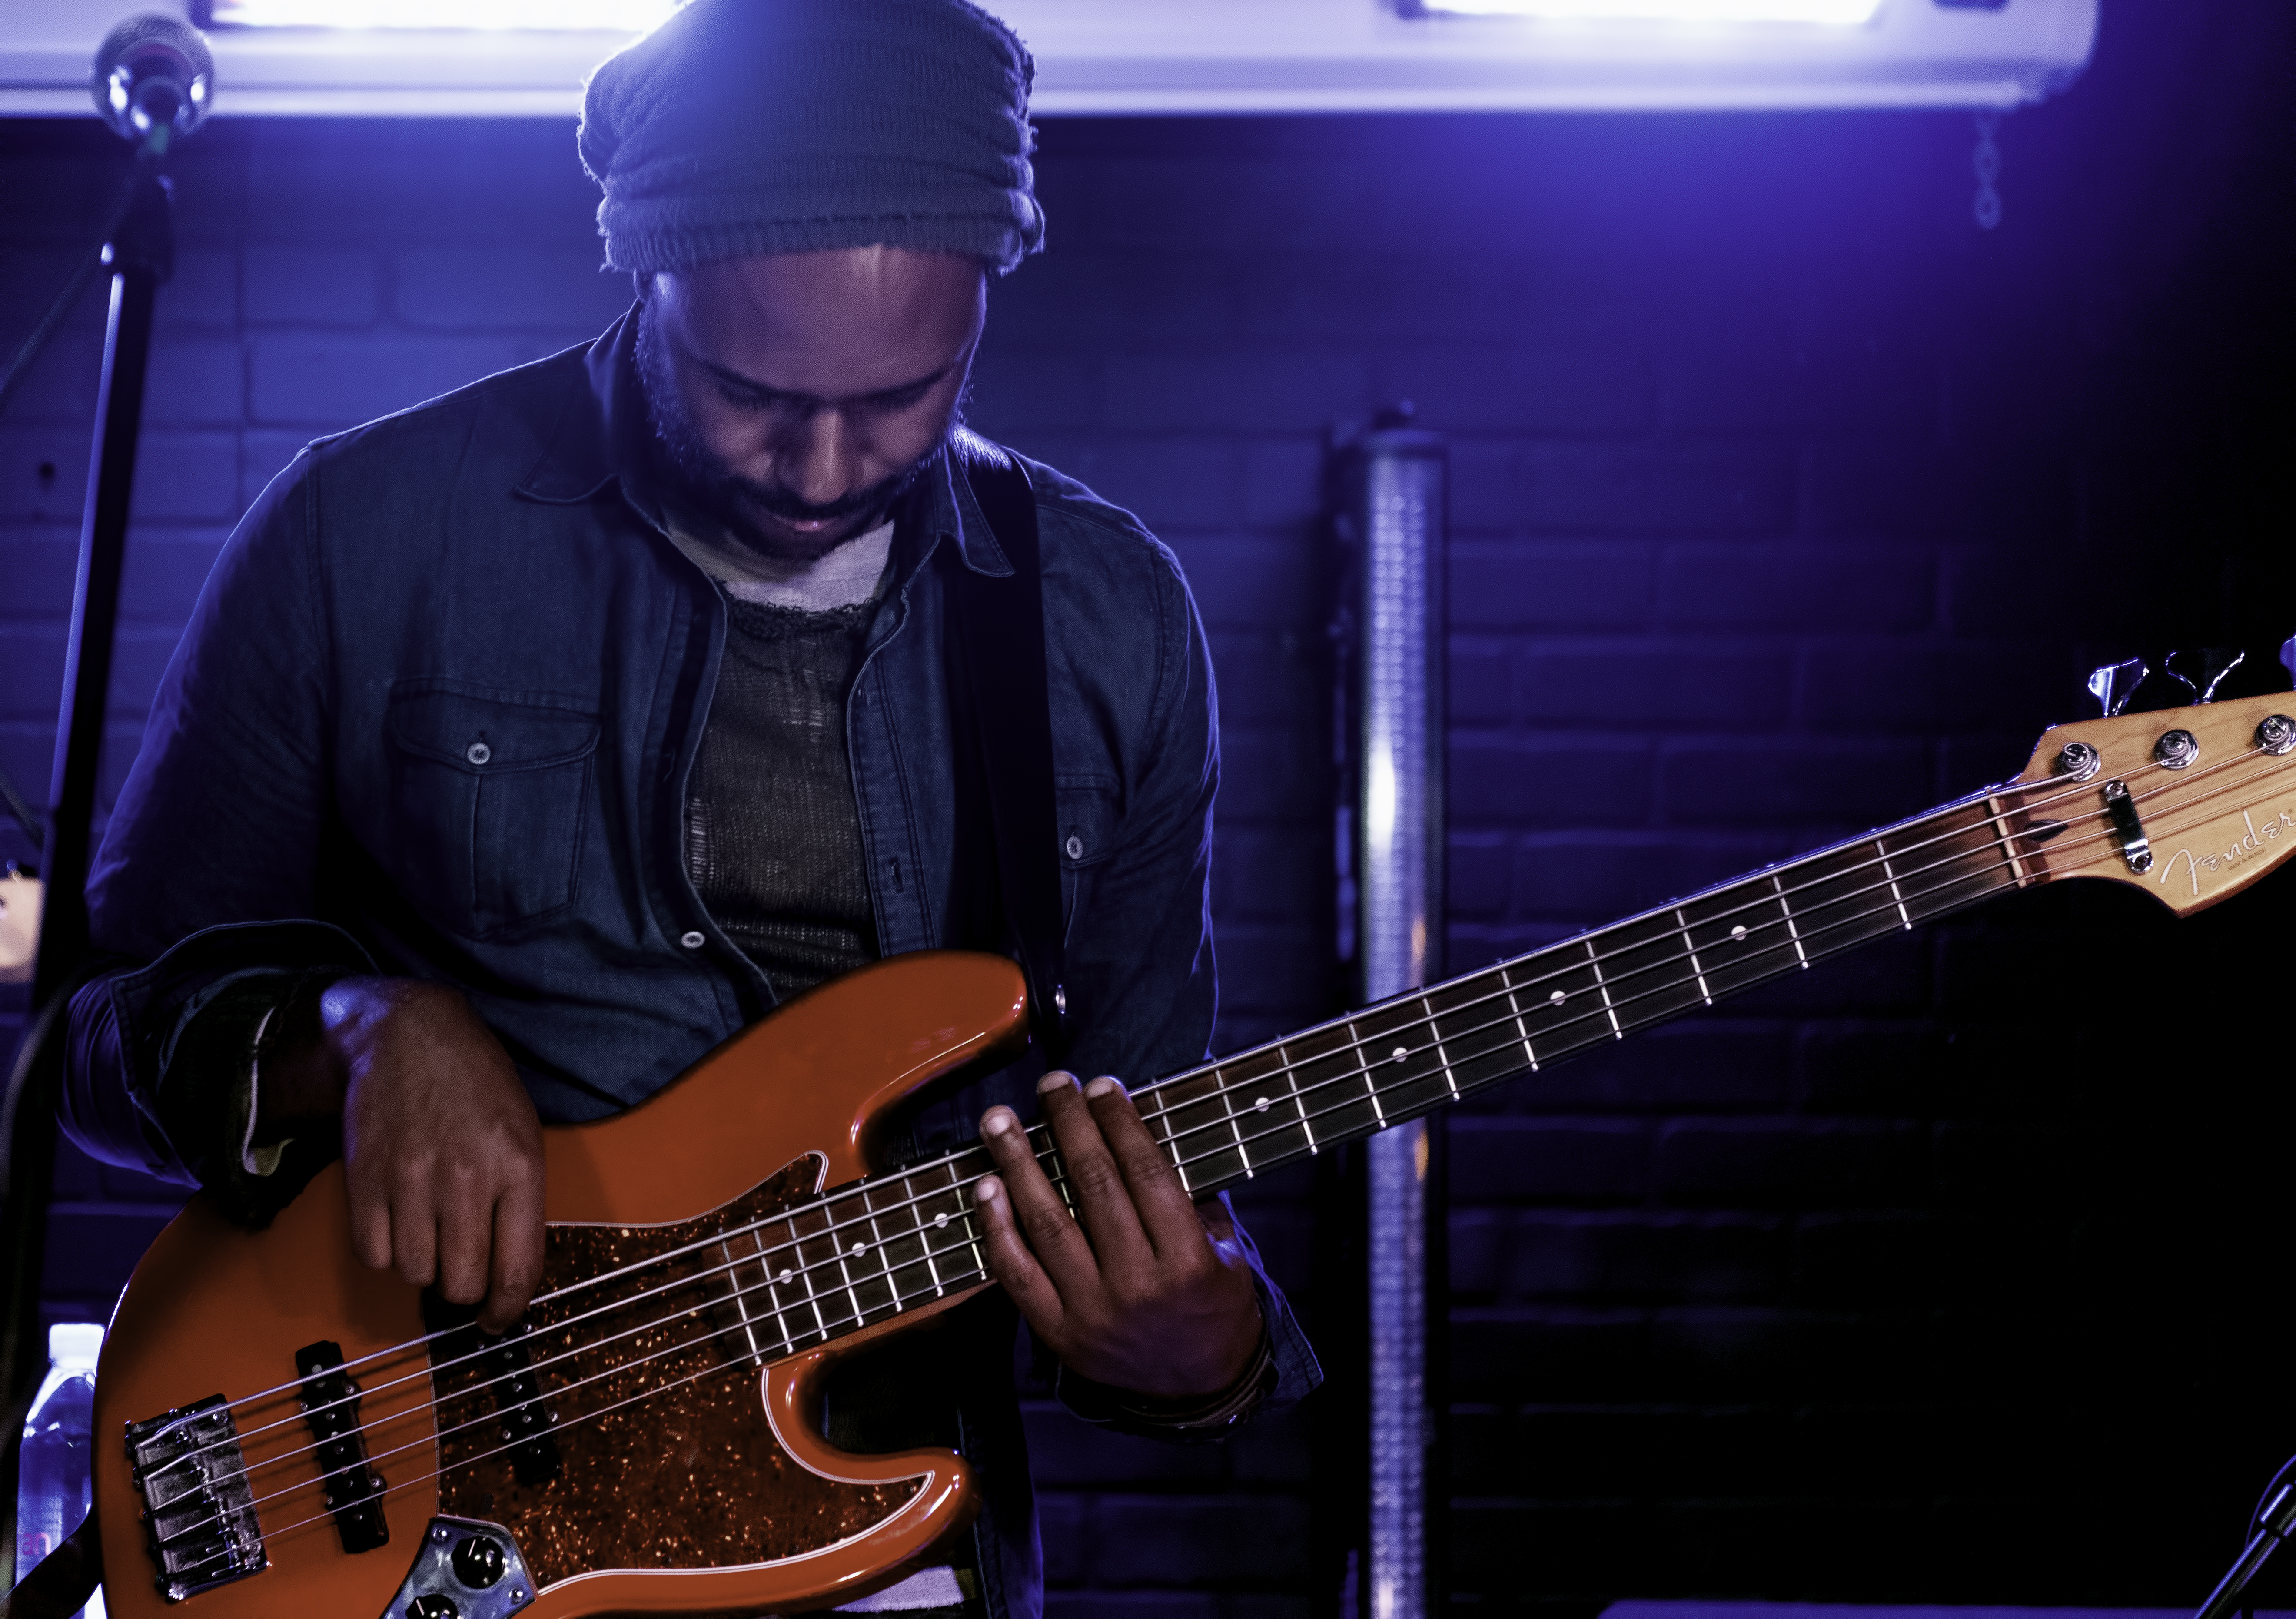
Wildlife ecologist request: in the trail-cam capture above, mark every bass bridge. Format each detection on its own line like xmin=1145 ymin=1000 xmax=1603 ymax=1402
xmin=124 ymin=1395 xmax=267 ymax=1602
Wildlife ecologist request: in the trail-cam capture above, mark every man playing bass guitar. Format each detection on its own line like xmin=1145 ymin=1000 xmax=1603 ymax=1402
xmin=59 ymin=3 xmax=1320 ymax=1613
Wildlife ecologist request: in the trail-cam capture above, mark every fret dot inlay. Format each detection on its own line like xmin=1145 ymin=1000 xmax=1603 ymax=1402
xmin=1549 ymin=989 xmax=1566 ymax=1005
xmin=851 ymin=1243 xmax=865 ymax=1256
xmin=1730 ymin=925 xmax=1748 ymax=941
xmin=1255 ymin=1097 xmax=1270 ymax=1111
xmin=1390 ymin=1046 xmax=1407 ymax=1063
xmin=778 ymin=1270 xmax=793 ymax=1282
xmin=934 ymin=1213 xmax=948 ymax=1228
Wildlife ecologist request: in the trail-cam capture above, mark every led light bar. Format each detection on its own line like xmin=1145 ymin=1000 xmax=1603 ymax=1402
xmin=0 ymin=0 xmax=2097 ymax=116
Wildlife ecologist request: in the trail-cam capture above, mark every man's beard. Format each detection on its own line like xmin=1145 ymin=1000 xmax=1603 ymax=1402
xmin=634 ymin=301 xmax=947 ymax=562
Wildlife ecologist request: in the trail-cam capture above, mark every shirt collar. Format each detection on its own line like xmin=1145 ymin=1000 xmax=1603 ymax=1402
xmin=514 ymin=303 xmax=1013 ymax=581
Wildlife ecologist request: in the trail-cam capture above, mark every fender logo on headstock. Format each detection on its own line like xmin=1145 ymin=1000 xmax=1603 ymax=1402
xmin=2156 ymin=804 xmax=2296 ymax=898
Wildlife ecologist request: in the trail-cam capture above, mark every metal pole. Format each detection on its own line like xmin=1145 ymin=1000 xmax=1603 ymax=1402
xmin=1351 ymin=419 xmax=1446 ymax=1619
xmin=0 ymin=163 xmax=172 ymax=1592
xmin=33 ymin=173 xmax=168 ymax=1005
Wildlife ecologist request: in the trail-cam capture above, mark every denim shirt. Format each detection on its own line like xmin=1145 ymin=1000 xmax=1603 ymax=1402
xmin=61 ymin=309 xmax=1319 ymax=1619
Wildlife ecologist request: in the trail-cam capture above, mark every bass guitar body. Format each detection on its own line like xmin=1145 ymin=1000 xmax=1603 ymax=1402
xmin=92 ymin=951 xmax=1033 ymax=1619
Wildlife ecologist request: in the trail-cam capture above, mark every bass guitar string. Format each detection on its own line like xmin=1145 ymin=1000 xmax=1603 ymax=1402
xmin=168 ymin=746 xmax=2287 ymax=1521
xmin=1137 ymin=734 xmax=2269 ymax=1126
xmin=147 ymin=753 xmax=2153 ymax=1446
xmin=1176 ymin=753 xmax=2296 ymax=1185
xmin=150 ymin=737 xmax=2293 ymax=1469
xmin=180 ymin=754 xmax=2200 ymax=1511
xmin=1133 ymin=734 xmax=2276 ymax=1142
xmin=182 ymin=812 xmax=2046 ymax=1502
xmin=149 ymin=756 xmax=2169 ymax=1472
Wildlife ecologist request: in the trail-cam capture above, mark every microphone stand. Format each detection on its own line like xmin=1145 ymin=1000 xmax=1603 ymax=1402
xmin=2195 ymin=1477 xmax=2296 ymax=1619
xmin=0 ymin=156 xmax=173 ymax=1592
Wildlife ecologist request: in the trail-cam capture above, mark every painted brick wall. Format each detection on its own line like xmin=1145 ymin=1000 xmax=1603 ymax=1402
xmin=5 ymin=2 xmax=2296 ymax=1612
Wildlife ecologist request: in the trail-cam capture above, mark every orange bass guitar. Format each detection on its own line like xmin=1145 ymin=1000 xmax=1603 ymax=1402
xmin=89 ymin=688 xmax=2296 ymax=1618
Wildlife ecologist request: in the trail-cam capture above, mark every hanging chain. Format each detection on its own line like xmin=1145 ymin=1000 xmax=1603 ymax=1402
xmin=1972 ymin=111 xmax=2003 ymax=230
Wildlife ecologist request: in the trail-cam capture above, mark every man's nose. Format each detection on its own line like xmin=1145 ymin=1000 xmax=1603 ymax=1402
xmin=777 ymin=410 xmax=860 ymax=506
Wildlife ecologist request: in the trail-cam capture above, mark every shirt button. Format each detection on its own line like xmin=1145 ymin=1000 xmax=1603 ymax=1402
xmin=1064 ymin=836 xmax=1084 ymax=860
xmin=679 ymin=930 xmax=706 ymax=949
xmin=465 ymin=741 xmax=492 ymax=765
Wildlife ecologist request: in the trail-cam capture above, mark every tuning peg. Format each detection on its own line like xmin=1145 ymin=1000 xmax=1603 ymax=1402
xmin=2087 ymin=657 xmax=2146 ymax=717
xmin=2163 ymin=647 xmax=2244 ymax=703
xmin=2280 ymin=634 xmax=2294 ymax=690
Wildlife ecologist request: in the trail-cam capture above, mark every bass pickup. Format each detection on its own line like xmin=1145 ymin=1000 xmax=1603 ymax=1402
xmin=296 ymin=1339 xmax=391 ymax=1554
xmin=422 ymin=1297 xmax=562 ymax=1488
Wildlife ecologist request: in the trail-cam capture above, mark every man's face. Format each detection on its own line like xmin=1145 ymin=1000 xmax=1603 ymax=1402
xmin=636 ymin=246 xmax=987 ymax=563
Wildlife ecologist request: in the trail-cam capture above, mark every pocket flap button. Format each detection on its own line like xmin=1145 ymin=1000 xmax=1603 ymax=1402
xmin=1064 ymin=836 xmax=1084 ymax=860
xmin=465 ymin=742 xmax=492 ymax=766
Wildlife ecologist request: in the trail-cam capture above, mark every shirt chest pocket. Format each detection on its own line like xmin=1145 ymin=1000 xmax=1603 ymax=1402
xmin=385 ymin=682 xmax=601 ymax=940
xmin=1056 ymin=775 xmax=1120 ymax=933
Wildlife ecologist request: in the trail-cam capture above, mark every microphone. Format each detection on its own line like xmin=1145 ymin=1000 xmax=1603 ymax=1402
xmin=90 ymin=15 xmax=215 ymax=151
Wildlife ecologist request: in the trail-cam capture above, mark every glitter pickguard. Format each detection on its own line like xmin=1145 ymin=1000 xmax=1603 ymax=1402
xmin=429 ymin=1154 xmax=926 ymax=1588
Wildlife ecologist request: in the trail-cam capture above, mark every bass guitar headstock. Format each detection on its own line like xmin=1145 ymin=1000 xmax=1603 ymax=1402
xmin=2009 ymin=642 xmax=2296 ymax=916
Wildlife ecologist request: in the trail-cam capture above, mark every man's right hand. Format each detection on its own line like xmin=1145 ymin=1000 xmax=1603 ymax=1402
xmin=259 ymin=977 xmax=545 ymax=1332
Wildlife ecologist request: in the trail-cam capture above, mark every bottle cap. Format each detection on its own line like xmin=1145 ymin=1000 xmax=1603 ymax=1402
xmin=48 ymin=1322 xmax=103 ymax=1371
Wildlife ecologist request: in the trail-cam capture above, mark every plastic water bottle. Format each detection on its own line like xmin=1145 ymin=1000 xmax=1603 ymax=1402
xmin=17 ymin=1322 xmax=104 ymax=1619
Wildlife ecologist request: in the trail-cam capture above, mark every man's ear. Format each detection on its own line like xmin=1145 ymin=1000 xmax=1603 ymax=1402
xmin=632 ymin=271 xmax=651 ymax=302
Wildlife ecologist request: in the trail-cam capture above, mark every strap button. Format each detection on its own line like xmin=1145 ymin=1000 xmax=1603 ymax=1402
xmin=678 ymin=930 xmax=706 ymax=949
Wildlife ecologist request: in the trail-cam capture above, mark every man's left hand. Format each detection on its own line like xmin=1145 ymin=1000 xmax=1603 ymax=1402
xmin=975 ymin=1072 xmax=1265 ymax=1399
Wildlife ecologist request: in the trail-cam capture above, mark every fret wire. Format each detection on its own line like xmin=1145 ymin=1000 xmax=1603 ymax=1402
xmin=1431 ymin=1000 xmax=1461 ymax=1101
xmin=1676 ymin=907 xmax=1713 ymax=1005
xmin=1283 ymin=1052 xmax=1318 ymax=1153
xmin=1217 ymin=1072 xmax=1254 ymax=1179
xmin=1877 ymin=836 xmax=1912 ymax=928
xmin=864 ymin=1184 xmax=900 ymax=1310
xmin=1502 ymin=962 xmax=1539 ymax=1070
xmin=1583 ymin=936 xmax=1622 ymax=1039
xmin=914 ymin=1173 xmax=947 ymax=1299
xmin=1358 ymin=1017 xmax=1388 ymax=1126
xmin=791 ymin=1214 xmax=827 ymax=1342
xmin=761 ymin=1223 xmax=796 ymax=1358
xmin=716 ymin=1236 xmax=760 ymax=1365
xmin=1770 ymin=873 xmax=1809 ymax=966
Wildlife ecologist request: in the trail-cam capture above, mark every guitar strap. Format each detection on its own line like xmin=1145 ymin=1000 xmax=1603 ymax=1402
xmin=949 ymin=442 xmax=1070 ymax=1062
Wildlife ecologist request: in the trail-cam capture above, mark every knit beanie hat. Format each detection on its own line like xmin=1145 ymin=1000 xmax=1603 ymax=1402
xmin=579 ymin=0 xmax=1045 ymax=276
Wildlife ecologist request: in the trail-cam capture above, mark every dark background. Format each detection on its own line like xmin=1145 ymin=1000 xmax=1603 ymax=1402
xmin=5 ymin=1 xmax=2295 ymax=1611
